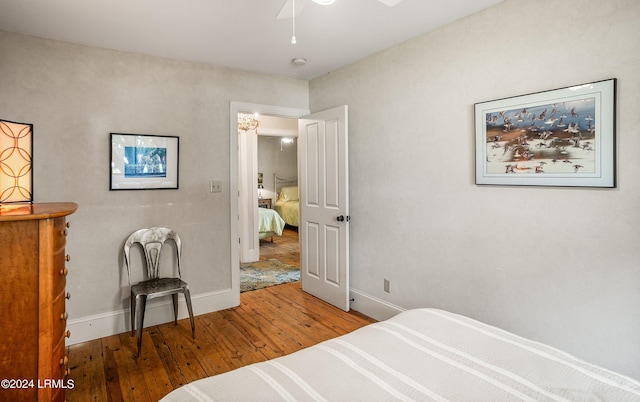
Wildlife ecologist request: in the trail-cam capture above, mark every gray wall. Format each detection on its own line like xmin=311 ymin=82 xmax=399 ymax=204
xmin=258 ymin=135 xmax=297 ymax=200
xmin=0 ymin=31 xmax=308 ymax=321
xmin=309 ymin=0 xmax=640 ymax=378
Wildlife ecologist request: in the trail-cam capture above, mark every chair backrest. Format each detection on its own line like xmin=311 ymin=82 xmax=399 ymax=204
xmin=124 ymin=227 xmax=182 ymax=284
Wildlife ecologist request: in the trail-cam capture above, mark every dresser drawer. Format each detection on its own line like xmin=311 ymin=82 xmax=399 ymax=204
xmin=52 ymin=248 xmax=68 ymax=298
xmin=52 ymin=290 xmax=68 ymax=340
xmin=44 ymin=336 xmax=68 ymax=402
xmin=53 ymin=269 xmax=67 ymax=301
xmin=52 ymin=217 xmax=68 ymax=251
xmin=51 ymin=333 xmax=68 ymax=379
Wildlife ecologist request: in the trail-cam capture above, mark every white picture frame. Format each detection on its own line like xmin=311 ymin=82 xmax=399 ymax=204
xmin=474 ymin=79 xmax=616 ymax=187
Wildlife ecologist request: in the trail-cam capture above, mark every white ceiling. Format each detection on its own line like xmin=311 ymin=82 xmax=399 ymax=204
xmin=0 ymin=0 xmax=503 ymax=80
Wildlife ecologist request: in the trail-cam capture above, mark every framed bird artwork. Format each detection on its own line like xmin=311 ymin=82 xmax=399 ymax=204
xmin=474 ymin=78 xmax=616 ymax=187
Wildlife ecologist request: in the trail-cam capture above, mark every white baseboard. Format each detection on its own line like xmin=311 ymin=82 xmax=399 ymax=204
xmin=349 ymin=288 xmax=405 ymax=321
xmin=68 ymin=287 xmax=401 ymax=344
xmin=66 ymin=288 xmax=238 ymax=345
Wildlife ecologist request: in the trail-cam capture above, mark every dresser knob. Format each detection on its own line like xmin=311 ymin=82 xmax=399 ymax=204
xmin=60 ymin=267 xmax=69 ymax=276
xmin=66 ymin=222 xmax=71 ymax=228
xmin=65 ymin=330 xmax=71 ymax=338
xmin=60 ymin=312 xmax=68 ymax=321
xmin=62 ymin=228 xmax=68 ymax=236
xmin=66 ymin=292 xmax=71 ymax=300
xmin=59 ymin=356 xmax=69 ymax=366
xmin=65 ymin=368 xmax=71 ymax=377
xmin=65 ymin=255 xmax=71 ymax=262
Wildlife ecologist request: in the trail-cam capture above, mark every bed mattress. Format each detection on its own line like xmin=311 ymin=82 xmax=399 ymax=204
xmin=161 ymin=308 xmax=640 ymax=401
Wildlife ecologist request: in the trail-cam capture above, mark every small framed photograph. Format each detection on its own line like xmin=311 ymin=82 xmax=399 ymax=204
xmin=474 ymin=79 xmax=616 ymax=187
xmin=110 ymin=133 xmax=179 ymax=190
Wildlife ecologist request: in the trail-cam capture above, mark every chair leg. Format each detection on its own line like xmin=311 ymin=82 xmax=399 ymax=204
xmin=172 ymin=293 xmax=179 ymax=326
xmin=135 ymin=295 xmax=147 ymax=356
xmin=130 ymin=291 xmax=136 ymax=337
xmin=183 ymin=286 xmax=196 ymax=339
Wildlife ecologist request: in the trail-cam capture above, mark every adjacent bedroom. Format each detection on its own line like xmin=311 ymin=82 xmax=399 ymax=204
xmin=239 ymin=114 xmax=301 ymax=293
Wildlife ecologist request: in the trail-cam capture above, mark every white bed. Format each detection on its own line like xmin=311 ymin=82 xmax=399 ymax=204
xmin=161 ymin=308 xmax=640 ymax=401
xmin=258 ymin=207 xmax=285 ymax=241
xmin=274 ymin=175 xmax=298 ymax=227
xmin=274 ymin=186 xmax=299 ymax=227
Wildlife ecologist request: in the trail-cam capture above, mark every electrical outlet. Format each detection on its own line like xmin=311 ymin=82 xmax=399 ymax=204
xmin=384 ymin=279 xmax=390 ymax=293
xmin=210 ymin=180 xmax=222 ymax=193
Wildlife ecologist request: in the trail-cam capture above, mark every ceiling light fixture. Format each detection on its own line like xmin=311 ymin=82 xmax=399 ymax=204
xmin=312 ymin=0 xmax=337 ymax=4
xmin=291 ymin=58 xmax=307 ymax=66
xmin=281 ymin=137 xmax=294 ymax=151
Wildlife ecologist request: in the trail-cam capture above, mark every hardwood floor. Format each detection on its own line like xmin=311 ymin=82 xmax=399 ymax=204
xmin=66 ymin=281 xmax=374 ymax=401
xmin=258 ymin=225 xmax=299 ymax=266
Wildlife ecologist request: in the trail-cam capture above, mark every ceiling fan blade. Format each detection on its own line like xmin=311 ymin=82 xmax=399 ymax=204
xmin=378 ymin=0 xmax=403 ymax=6
xmin=276 ymin=0 xmax=308 ymax=19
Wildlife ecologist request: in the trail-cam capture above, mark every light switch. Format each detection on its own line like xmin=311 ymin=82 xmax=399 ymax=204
xmin=210 ymin=180 xmax=222 ymax=193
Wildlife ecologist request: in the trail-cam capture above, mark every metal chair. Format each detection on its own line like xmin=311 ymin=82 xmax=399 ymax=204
xmin=124 ymin=227 xmax=195 ymax=356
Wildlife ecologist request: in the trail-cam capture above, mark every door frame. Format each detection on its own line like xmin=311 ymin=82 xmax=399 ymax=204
xmin=229 ymin=101 xmax=309 ymax=304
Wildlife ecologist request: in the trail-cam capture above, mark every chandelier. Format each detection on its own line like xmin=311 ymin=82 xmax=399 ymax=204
xmin=238 ymin=113 xmax=259 ymax=132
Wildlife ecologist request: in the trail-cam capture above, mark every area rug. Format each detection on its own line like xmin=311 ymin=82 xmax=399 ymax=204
xmin=240 ymin=259 xmax=300 ymax=292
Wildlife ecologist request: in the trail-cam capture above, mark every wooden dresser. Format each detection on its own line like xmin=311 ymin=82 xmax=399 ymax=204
xmin=0 ymin=202 xmax=78 ymax=402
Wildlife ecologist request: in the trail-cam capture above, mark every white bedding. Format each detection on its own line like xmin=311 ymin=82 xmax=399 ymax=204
xmin=274 ymin=186 xmax=299 ymax=227
xmin=258 ymin=207 xmax=285 ymax=237
xmin=161 ymin=309 xmax=640 ymax=401
xmin=274 ymin=199 xmax=298 ymax=227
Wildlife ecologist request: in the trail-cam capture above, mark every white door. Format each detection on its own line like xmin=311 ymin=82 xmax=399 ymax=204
xmin=298 ymin=106 xmax=349 ymax=311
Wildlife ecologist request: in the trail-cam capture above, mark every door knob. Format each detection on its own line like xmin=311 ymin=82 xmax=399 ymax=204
xmin=336 ymin=215 xmax=350 ymax=222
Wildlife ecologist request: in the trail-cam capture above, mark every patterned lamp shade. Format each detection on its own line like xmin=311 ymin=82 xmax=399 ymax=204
xmin=0 ymin=119 xmax=33 ymax=204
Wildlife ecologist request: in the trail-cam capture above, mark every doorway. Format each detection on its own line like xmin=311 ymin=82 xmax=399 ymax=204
xmin=229 ymin=102 xmax=309 ymax=300
xmin=256 ymin=132 xmax=299 ymax=266
xmin=230 ymin=102 xmax=351 ymax=311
